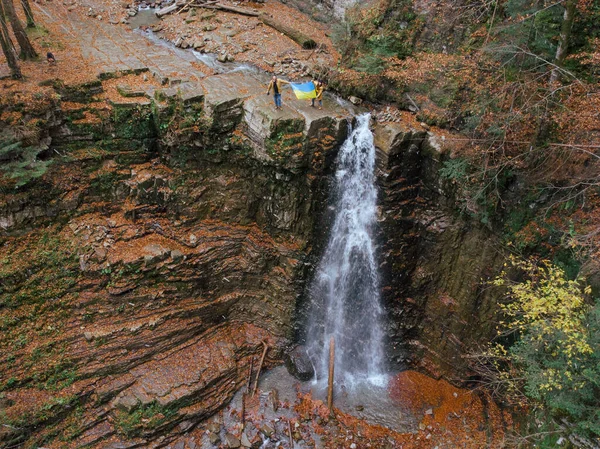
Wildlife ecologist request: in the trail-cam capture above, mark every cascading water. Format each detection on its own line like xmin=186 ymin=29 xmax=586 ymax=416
xmin=306 ymin=113 xmax=385 ymax=387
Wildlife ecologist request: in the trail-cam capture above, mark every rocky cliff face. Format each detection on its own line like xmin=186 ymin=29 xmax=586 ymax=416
xmin=374 ymin=121 xmax=503 ymax=379
xmin=1 ymin=69 xmax=505 ymax=448
xmin=0 ymin=70 xmax=349 ymax=447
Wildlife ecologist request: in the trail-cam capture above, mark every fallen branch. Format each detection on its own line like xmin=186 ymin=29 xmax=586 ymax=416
xmin=156 ymin=0 xmax=254 ymax=17
xmin=260 ymin=13 xmax=317 ymax=49
xmin=288 ymin=420 xmax=294 ymax=448
xmin=155 ymin=1 xmax=182 ymax=17
xmin=405 ymin=93 xmax=420 ymax=112
xmin=200 ymin=2 xmax=259 ymax=16
xmin=175 ymin=1 xmax=192 ymax=15
xmin=251 ymin=341 xmax=269 ymax=397
xmin=241 ymin=392 xmax=246 ymax=431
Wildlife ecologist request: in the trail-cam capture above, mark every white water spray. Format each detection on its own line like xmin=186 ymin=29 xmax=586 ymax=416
xmin=307 ymin=113 xmax=385 ymax=386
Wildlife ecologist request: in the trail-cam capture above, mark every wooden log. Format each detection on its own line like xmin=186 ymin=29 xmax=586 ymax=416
xmin=196 ymin=2 xmax=259 ymax=16
xmin=327 ymin=336 xmax=335 ymax=413
xmin=155 ymin=2 xmax=182 ymax=17
xmin=251 ymin=341 xmax=269 ymax=397
xmin=260 ymin=14 xmax=317 ymax=49
xmin=288 ymin=420 xmax=294 ymax=448
xmin=241 ymin=392 xmax=246 ymax=431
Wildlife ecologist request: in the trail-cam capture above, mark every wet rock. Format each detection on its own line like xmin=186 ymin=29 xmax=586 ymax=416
xmin=178 ymin=420 xmax=193 ymax=431
xmin=143 ymin=243 xmax=170 ymax=263
xmin=349 ymin=96 xmax=363 ymax=105
xmin=260 ymin=424 xmax=274 ymax=437
xmin=208 ymin=432 xmax=220 ymax=445
xmin=206 ymin=422 xmax=221 ymax=434
xmin=217 ymin=53 xmax=234 ymax=63
xmin=170 ymin=249 xmax=184 ymax=261
xmin=224 ymin=433 xmax=241 ymax=448
xmin=113 ymin=394 xmax=139 ymax=412
xmin=284 ymin=345 xmax=314 ymax=381
xmin=240 ymin=433 xmax=252 ymax=447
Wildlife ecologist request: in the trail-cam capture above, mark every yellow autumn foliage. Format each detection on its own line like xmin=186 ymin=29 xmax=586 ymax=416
xmin=491 ymin=257 xmax=592 ymax=392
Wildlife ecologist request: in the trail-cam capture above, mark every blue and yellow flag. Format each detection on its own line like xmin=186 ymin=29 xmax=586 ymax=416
xmin=290 ymin=81 xmax=317 ymax=100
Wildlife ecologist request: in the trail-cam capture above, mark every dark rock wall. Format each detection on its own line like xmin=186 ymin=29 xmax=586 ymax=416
xmin=375 ymin=122 xmax=503 ymax=380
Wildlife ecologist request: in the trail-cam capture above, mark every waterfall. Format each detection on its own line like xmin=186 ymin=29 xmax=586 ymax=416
xmin=307 ymin=113 xmax=385 ymax=386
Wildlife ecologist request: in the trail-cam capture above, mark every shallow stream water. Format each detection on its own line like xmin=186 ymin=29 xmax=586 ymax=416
xmin=225 ymin=366 xmax=418 ymax=438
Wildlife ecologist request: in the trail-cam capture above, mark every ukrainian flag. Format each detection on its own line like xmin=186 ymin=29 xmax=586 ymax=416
xmin=290 ymin=81 xmax=317 ymax=100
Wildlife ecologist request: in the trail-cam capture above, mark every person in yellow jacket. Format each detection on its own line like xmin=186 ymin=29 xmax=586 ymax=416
xmin=311 ymin=80 xmax=325 ymax=110
xmin=266 ymin=76 xmax=290 ymax=110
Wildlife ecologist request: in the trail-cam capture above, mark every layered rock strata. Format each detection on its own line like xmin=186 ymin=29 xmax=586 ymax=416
xmin=374 ymin=121 xmax=503 ymax=379
xmin=0 ymin=69 xmax=349 ymax=448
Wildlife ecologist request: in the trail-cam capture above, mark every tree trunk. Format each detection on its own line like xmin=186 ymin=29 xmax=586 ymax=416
xmin=549 ymin=0 xmax=576 ymax=84
xmin=20 ymin=0 xmax=34 ymax=28
xmin=0 ymin=10 xmax=22 ymax=78
xmin=536 ymin=0 xmax=577 ymax=143
xmin=260 ymin=14 xmax=317 ymax=49
xmin=2 ymin=0 xmax=37 ymax=59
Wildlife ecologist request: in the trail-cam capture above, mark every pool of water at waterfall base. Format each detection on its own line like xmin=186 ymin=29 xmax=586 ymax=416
xmin=210 ymin=366 xmax=510 ymax=448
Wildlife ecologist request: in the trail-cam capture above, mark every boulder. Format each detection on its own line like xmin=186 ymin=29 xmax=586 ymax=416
xmin=240 ymin=433 xmax=252 ymax=447
xmin=284 ymin=345 xmax=314 ymax=381
xmin=208 ymin=432 xmax=220 ymax=445
xmin=224 ymin=433 xmax=241 ymax=448
xmin=260 ymin=424 xmax=274 ymax=437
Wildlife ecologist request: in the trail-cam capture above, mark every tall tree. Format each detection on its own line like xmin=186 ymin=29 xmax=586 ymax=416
xmin=0 ymin=3 xmax=22 ymax=78
xmin=20 ymin=0 xmax=34 ymax=28
xmin=1 ymin=0 xmax=36 ymax=59
xmin=549 ymin=0 xmax=577 ymax=83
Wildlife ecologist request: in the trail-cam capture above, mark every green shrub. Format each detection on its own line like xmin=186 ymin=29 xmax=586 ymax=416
xmin=353 ymin=54 xmax=387 ymax=74
xmin=481 ymin=258 xmax=600 ymax=445
xmin=0 ymin=138 xmax=50 ymax=189
xmin=114 ymin=401 xmax=177 ymax=438
xmin=439 ymin=157 xmax=469 ymax=181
